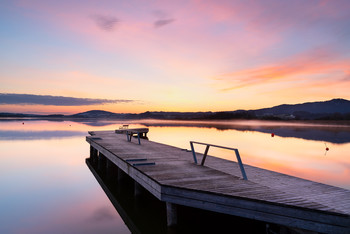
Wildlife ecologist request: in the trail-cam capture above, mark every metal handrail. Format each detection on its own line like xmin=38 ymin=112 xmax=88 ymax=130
xmin=190 ymin=141 xmax=248 ymax=180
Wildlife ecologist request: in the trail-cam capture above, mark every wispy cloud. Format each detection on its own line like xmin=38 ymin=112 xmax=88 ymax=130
xmin=91 ymin=14 xmax=119 ymax=31
xmin=153 ymin=10 xmax=175 ymax=28
xmin=154 ymin=18 xmax=175 ymax=28
xmin=0 ymin=94 xmax=134 ymax=106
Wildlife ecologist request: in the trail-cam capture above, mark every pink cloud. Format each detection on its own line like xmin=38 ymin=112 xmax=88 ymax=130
xmin=12 ymin=1 xmax=281 ymax=70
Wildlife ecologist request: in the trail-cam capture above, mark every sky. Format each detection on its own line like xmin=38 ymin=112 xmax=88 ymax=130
xmin=1 ymin=0 xmax=350 ymax=114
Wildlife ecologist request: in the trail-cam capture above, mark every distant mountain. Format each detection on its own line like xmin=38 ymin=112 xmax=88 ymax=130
xmin=1 ymin=98 xmax=350 ymax=121
xmin=69 ymin=110 xmax=137 ymax=119
xmin=253 ymin=98 xmax=350 ymax=120
xmin=69 ymin=110 xmax=119 ymax=118
xmin=255 ymin=98 xmax=350 ymax=114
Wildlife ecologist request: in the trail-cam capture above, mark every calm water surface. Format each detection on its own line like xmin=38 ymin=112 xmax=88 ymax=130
xmin=1 ymin=119 xmax=349 ymax=233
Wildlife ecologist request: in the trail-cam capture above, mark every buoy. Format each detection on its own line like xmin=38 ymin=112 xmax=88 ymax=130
xmin=22 ymin=122 xmax=24 ymax=125
xmin=271 ymin=133 xmax=274 ymax=137
xmin=324 ymin=143 xmax=329 ymax=151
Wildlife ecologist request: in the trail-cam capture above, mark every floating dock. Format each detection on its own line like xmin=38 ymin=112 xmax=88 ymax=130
xmin=86 ymin=130 xmax=350 ymax=233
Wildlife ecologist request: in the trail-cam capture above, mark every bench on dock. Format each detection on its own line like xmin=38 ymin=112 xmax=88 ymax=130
xmin=120 ymin=124 xmax=129 ymax=129
xmin=115 ymin=127 xmax=148 ymax=136
xmin=115 ymin=128 xmax=149 ymax=144
xmin=125 ymin=129 xmax=144 ymax=145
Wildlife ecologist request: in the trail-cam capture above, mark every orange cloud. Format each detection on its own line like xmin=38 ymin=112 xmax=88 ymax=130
xmin=215 ymin=46 xmax=350 ymax=91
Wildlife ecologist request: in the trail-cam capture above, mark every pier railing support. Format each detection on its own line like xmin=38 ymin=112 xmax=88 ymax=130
xmin=190 ymin=141 xmax=248 ymax=180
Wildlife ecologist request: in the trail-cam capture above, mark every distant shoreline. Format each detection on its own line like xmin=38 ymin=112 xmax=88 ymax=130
xmin=1 ymin=98 xmax=350 ymax=122
xmin=1 ymin=116 xmax=350 ymax=126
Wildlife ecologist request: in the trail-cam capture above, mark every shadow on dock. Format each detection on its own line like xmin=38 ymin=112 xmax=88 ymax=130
xmin=86 ymin=154 xmax=308 ymax=234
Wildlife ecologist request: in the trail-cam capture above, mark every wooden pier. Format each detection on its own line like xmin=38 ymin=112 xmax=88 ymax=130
xmin=86 ymin=130 xmax=350 ymax=233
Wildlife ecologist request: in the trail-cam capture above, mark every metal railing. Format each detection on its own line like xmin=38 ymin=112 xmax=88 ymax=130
xmin=190 ymin=141 xmax=248 ymax=180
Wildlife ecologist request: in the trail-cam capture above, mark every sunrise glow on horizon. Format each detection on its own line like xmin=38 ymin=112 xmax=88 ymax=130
xmin=1 ymin=0 xmax=350 ymax=114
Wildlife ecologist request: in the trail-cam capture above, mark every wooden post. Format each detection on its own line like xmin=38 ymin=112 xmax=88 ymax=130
xmin=90 ymin=145 xmax=94 ymax=158
xmin=98 ymin=153 xmax=106 ymax=171
xmin=105 ymin=159 xmax=113 ymax=180
xmin=117 ymin=167 xmax=125 ymax=183
xmin=166 ymin=202 xmax=177 ymax=227
xmin=134 ymin=181 xmax=142 ymax=197
xmin=106 ymin=158 xmax=111 ymax=170
xmin=91 ymin=147 xmax=98 ymax=164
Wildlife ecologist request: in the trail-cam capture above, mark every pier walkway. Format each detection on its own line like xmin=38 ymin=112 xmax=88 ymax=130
xmin=86 ymin=130 xmax=350 ymax=233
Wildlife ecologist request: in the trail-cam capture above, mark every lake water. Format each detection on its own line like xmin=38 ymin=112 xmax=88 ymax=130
xmin=1 ymin=119 xmax=349 ymax=233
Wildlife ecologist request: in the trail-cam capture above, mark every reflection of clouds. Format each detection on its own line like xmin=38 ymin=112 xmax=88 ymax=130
xmin=88 ymin=207 xmax=115 ymax=222
xmin=0 ymin=130 xmax=85 ymax=140
xmin=72 ymin=120 xmax=116 ymax=127
xmin=140 ymin=121 xmax=350 ymax=144
xmin=254 ymin=127 xmax=350 ymax=144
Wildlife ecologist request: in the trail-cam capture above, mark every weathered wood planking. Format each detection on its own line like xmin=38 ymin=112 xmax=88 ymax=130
xmin=86 ymin=130 xmax=350 ymax=233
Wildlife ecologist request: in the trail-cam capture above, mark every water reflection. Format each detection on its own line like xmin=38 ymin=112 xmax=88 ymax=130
xmin=0 ymin=118 xmax=125 ymax=127
xmin=1 ymin=119 xmax=350 ymax=233
xmin=1 ymin=119 xmax=350 ymax=190
xmin=0 ymin=130 xmax=85 ymax=140
xmin=0 ymin=131 xmax=128 ymax=233
xmin=236 ymin=126 xmax=350 ymax=144
xmin=139 ymin=120 xmax=350 ymax=144
xmin=68 ymin=120 xmax=119 ymax=127
xmin=147 ymin=125 xmax=350 ymax=190
xmin=4 ymin=118 xmax=350 ymax=143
